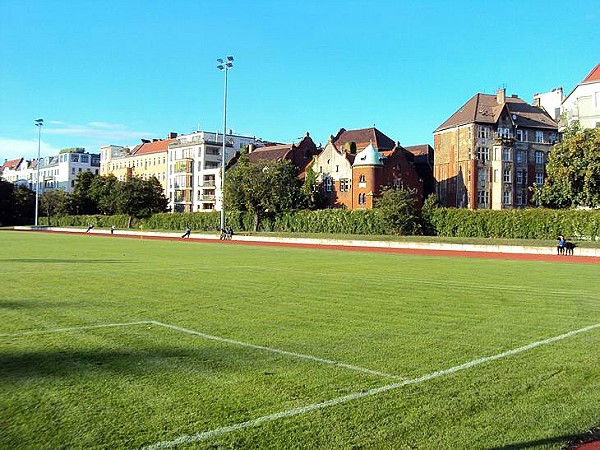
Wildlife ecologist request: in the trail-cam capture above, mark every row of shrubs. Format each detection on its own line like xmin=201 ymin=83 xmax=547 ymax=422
xmin=40 ymin=207 xmax=600 ymax=241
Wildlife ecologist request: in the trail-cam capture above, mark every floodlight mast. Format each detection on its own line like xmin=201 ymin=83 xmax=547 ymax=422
xmin=217 ymin=56 xmax=233 ymax=232
xmin=34 ymin=118 xmax=44 ymax=227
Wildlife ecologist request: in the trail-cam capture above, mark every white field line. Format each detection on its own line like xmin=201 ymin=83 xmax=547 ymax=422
xmin=148 ymin=321 xmax=404 ymax=380
xmin=0 ymin=321 xmax=154 ymax=338
xmin=0 ymin=320 xmax=403 ymax=380
xmin=141 ymin=322 xmax=600 ymax=450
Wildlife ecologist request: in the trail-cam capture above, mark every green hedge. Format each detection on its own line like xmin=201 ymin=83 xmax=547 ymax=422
xmin=39 ymin=208 xmax=600 ymax=241
xmin=429 ymin=208 xmax=600 ymax=240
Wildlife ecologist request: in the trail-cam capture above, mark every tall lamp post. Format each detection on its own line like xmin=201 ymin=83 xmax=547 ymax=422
xmin=217 ymin=56 xmax=233 ymax=232
xmin=34 ymin=118 xmax=44 ymax=227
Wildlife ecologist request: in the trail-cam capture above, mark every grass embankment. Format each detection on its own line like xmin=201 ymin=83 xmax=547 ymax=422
xmin=1 ymin=232 xmax=599 ymax=449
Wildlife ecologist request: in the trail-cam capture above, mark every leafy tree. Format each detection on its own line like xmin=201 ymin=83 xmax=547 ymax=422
xmin=69 ymin=171 xmax=98 ymax=215
xmin=115 ymin=176 xmax=168 ymax=227
xmin=302 ymin=165 xmax=327 ymax=210
xmin=0 ymin=179 xmax=16 ymax=225
xmin=374 ymin=186 xmax=421 ymax=235
xmin=12 ymin=185 xmax=35 ymax=225
xmin=89 ymin=174 xmax=119 ymax=215
xmin=225 ymin=155 xmax=305 ymax=231
xmin=420 ymin=193 xmax=440 ymax=236
xmin=534 ymin=123 xmax=600 ymax=208
xmin=40 ymin=189 xmax=70 ymax=218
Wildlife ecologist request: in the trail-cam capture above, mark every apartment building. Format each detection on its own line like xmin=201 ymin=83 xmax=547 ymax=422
xmin=167 ymin=131 xmax=264 ymax=212
xmin=434 ymin=89 xmax=558 ymax=209
xmin=100 ymin=134 xmax=175 ymax=191
xmin=560 ymin=62 xmax=600 ymax=130
xmin=1 ymin=148 xmax=100 ymax=193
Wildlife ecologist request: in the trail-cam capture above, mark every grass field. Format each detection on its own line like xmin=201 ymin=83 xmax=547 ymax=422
xmin=1 ymin=231 xmax=599 ymax=449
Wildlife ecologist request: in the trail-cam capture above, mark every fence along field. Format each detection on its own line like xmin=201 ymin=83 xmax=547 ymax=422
xmin=1 ymin=231 xmax=599 ymax=449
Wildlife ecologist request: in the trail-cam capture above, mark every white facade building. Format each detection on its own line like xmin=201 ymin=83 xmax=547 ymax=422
xmin=1 ymin=149 xmax=100 ymax=193
xmin=533 ymin=87 xmax=564 ymax=121
xmin=561 ymin=62 xmax=600 ymax=130
xmin=167 ymin=131 xmax=264 ymax=212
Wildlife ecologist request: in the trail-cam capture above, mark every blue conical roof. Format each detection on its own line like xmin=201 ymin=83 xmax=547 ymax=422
xmin=353 ymin=143 xmax=384 ymax=166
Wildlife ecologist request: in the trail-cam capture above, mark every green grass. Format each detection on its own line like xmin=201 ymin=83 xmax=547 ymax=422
xmin=1 ymin=231 xmax=599 ymax=449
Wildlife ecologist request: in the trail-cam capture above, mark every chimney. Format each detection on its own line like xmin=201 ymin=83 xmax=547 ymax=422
xmin=496 ymin=88 xmax=506 ymax=105
xmin=168 ymin=132 xmax=178 ymax=139
xmin=248 ymin=144 xmax=255 ymax=153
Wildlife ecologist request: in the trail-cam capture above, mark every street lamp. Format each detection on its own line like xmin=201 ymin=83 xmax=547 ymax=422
xmin=34 ymin=118 xmax=44 ymax=227
xmin=217 ymin=55 xmax=233 ymax=232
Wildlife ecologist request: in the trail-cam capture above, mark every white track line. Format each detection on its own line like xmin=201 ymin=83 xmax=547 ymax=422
xmin=141 ymin=322 xmax=600 ymax=450
xmin=148 ymin=321 xmax=403 ymax=380
xmin=0 ymin=321 xmax=153 ymax=338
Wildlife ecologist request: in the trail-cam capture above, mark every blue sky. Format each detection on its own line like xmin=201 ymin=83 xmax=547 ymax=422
xmin=1 ymin=0 xmax=598 ymax=162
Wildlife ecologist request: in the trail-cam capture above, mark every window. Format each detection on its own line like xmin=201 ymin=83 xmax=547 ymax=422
xmin=516 ymin=170 xmax=523 ymax=185
xmin=358 ymin=193 xmax=365 ymax=205
xmin=502 ymin=147 xmax=511 ymax=161
xmin=535 ymin=171 xmax=544 ymax=185
xmin=535 ymin=151 xmax=545 ymax=165
xmin=476 ymin=147 xmax=489 ymax=161
xmin=516 ymin=129 xmax=524 ymax=141
xmin=358 ymin=174 xmax=366 ymax=186
xmin=336 ymin=165 xmax=339 ymax=172
xmin=324 ymin=176 xmax=333 ymax=192
xmin=503 ymin=190 xmax=511 ymax=205
xmin=516 ymin=190 xmax=523 ymax=206
xmin=516 ymin=150 xmax=525 ymax=164
xmin=478 ymin=168 xmax=488 ymax=186
xmin=503 ymin=169 xmax=511 ymax=183
xmin=477 ymin=191 xmax=488 ymax=205
xmin=478 ymin=126 xmax=490 ymax=139
xmin=535 ymin=131 xmax=544 ymax=143
xmin=340 ymin=178 xmax=350 ymax=192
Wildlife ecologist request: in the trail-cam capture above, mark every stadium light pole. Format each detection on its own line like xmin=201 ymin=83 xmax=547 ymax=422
xmin=34 ymin=118 xmax=44 ymax=227
xmin=217 ymin=56 xmax=233 ymax=232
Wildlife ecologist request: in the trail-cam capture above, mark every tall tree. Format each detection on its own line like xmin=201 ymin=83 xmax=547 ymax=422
xmin=40 ymin=189 xmax=70 ymax=218
xmin=12 ymin=185 xmax=35 ymax=224
xmin=115 ymin=176 xmax=168 ymax=227
xmin=225 ymin=155 xmax=305 ymax=231
xmin=89 ymin=174 xmax=119 ymax=215
xmin=534 ymin=123 xmax=600 ymax=208
xmin=374 ymin=186 xmax=421 ymax=235
xmin=0 ymin=179 xmax=15 ymax=226
xmin=69 ymin=171 xmax=98 ymax=215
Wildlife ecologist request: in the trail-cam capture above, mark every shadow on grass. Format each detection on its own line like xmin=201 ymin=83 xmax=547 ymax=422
xmin=0 ymin=346 xmax=258 ymax=380
xmin=489 ymin=427 xmax=600 ymax=449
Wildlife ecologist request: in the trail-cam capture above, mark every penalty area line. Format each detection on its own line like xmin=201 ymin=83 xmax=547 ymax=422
xmin=141 ymin=322 xmax=600 ymax=450
xmin=148 ymin=320 xmax=404 ymax=380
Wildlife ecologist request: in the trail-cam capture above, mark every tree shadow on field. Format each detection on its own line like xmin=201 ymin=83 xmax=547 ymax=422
xmin=488 ymin=426 xmax=600 ymax=450
xmin=0 ymin=345 xmax=260 ymax=380
xmin=0 ymin=299 xmax=83 ymax=309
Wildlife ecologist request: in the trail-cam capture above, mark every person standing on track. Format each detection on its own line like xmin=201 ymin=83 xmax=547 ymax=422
xmin=181 ymin=225 xmax=192 ymax=239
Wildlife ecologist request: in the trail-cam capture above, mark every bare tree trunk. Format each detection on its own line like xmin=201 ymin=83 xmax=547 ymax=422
xmin=253 ymin=212 xmax=260 ymax=232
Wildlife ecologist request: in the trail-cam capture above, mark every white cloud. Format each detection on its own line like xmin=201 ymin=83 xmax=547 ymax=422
xmin=44 ymin=121 xmax=155 ymax=142
xmin=0 ymin=138 xmax=60 ymax=162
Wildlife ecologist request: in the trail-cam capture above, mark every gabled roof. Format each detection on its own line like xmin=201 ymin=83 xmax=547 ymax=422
xmin=133 ymin=138 xmax=175 ymax=156
xmin=582 ymin=62 xmax=600 ymax=83
xmin=333 ymin=127 xmax=396 ymax=152
xmin=435 ymin=92 xmax=557 ymax=132
xmin=247 ymin=144 xmax=294 ymax=163
xmin=2 ymin=158 xmax=23 ymax=171
xmin=404 ymin=144 xmax=432 ymax=156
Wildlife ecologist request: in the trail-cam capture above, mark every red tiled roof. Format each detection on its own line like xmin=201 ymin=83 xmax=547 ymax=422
xmin=133 ymin=139 xmax=175 ymax=156
xmin=2 ymin=158 xmax=23 ymax=170
xmin=582 ymin=62 xmax=600 ymax=83
xmin=333 ymin=127 xmax=396 ymax=151
xmin=247 ymin=144 xmax=294 ymax=163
